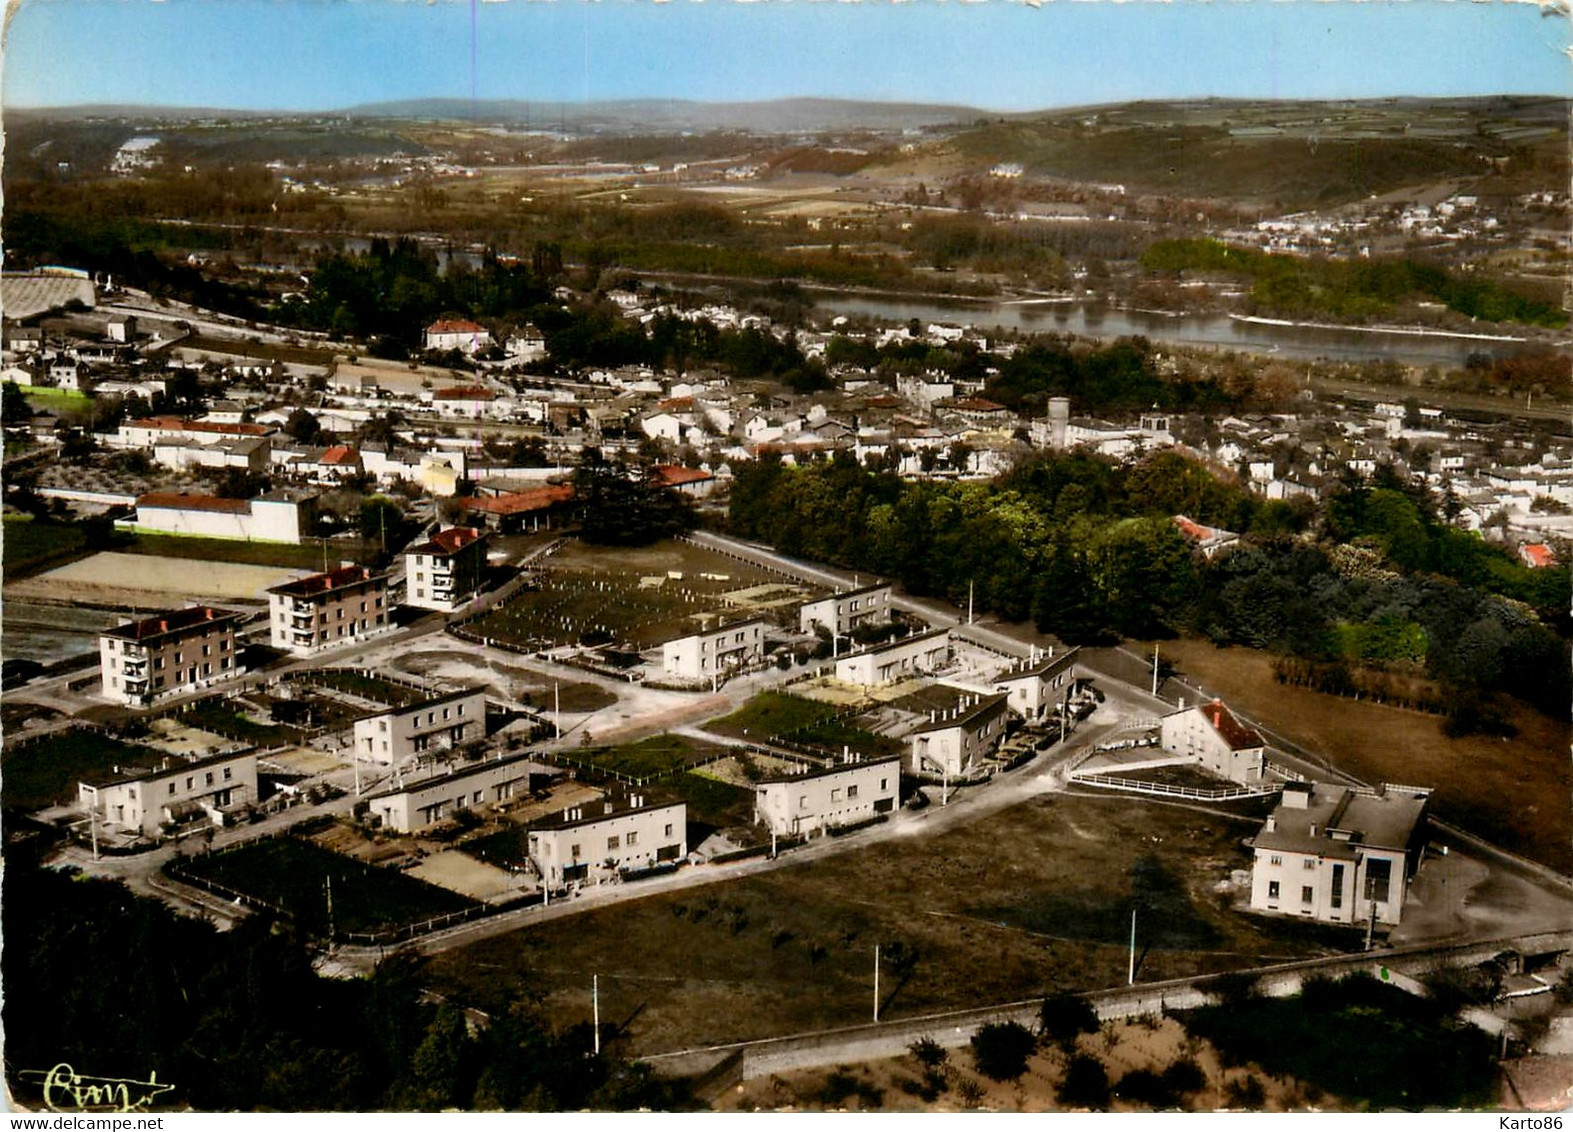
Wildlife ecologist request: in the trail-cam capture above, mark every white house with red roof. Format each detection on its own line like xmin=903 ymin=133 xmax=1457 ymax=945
xmin=430 ymin=384 xmax=498 ymax=419
xmin=1159 ymin=698 xmax=1268 ymax=785
xmin=310 ymin=444 xmax=364 ymax=484
xmin=652 ymin=464 xmax=716 ymax=498
xmin=1519 ymin=542 xmax=1557 ymax=569
xmin=119 ymin=490 xmax=317 ymax=544
xmin=1171 ymin=514 xmax=1240 ymax=559
xmin=404 ymin=526 xmax=488 ymax=612
xmin=424 ymin=319 xmax=492 ymax=354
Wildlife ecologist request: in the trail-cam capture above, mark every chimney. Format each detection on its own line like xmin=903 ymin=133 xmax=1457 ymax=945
xmin=1265 ymin=816 xmax=1276 ymax=833
xmin=604 ymin=801 xmax=614 ymax=815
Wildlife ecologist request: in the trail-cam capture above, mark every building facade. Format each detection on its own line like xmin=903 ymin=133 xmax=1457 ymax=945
xmin=661 ymin=619 xmax=767 ymax=681
xmin=835 ymin=629 xmax=951 ymax=687
xmin=1249 ymin=781 xmax=1431 ymax=927
xmin=798 ymin=583 xmax=894 ymax=637
xmin=267 ymin=565 xmax=393 ymax=656
xmin=80 ymin=751 xmax=258 ymax=839
xmin=1159 ymin=699 xmax=1268 ymax=785
xmin=993 ymin=647 xmax=1080 ymax=723
xmin=907 ymin=691 xmax=1010 ymax=778
xmin=528 ymin=794 xmax=687 ymax=886
xmin=365 ymin=752 xmax=547 ymax=833
xmin=754 ymin=756 xmax=901 ymax=837
xmin=121 ymin=490 xmax=316 ymax=544
xmin=352 ymin=687 xmax=488 ymax=767
xmin=99 ymin=606 xmax=243 ymax=707
xmin=404 ymin=526 xmax=488 ymax=612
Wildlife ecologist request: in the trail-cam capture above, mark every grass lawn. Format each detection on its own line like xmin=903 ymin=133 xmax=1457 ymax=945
xmin=2 ymin=517 xmax=89 ymax=579
xmin=670 ymin=770 xmax=759 ymax=839
xmin=421 ymin=792 xmax=1346 ymax=1056
xmin=18 ymin=386 xmax=91 ymax=411
xmin=177 ymin=836 xmax=474 ymax=935
xmin=1151 ymin=637 xmax=1573 ymax=873
xmin=572 ymin=733 xmax=725 ymax=781
xmin=173 ymin=698 xmax=295 ymax=748
xmin=707 ymin=691 xmax=903 ymax=760
xmin=2 ymin=729 xmax=161 ymax=810
xmin=304 ymin=669 xmax=430 ymax=708
xmin=123 ymin=532 xmax=371 ymax=571
xmin=461 ymin=823 xmax=533 ymax=871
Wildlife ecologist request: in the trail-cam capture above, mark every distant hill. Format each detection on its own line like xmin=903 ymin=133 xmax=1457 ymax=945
xmin=340 ymin=96 xmax=990 ymax=133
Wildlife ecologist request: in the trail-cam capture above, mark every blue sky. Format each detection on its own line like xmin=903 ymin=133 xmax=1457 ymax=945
xmin=4 ymin=1 xmax=1569 ymax=113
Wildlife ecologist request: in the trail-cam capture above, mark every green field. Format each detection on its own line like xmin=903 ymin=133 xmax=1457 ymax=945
xmin=124 ymin=532 xmax=371 ymax=571
xmin=177 ymin=836 xmax=474 ymax=936
xmin=174 ymin=698 xmax=296 ymax=748
xmin=707 ymin=691 xmax=904 ymax=760
xmin=18 ymin=386 xmax=91 ymax=411
xmin=670 ymin=770 xmax=759 ymax=839
xmin=304 ymin=669 xmax=430 ymax=708
xmin=2 ymin=516 xmax=89 ymax=579
xmin=571 ymin=733 xmax=725 ymax=781
xmin=1 ymin=729 xmax=161 ymax=810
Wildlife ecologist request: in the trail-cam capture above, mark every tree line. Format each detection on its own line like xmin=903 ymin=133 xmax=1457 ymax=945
xmin=727 ymin=449 xmax=1569 ymax=727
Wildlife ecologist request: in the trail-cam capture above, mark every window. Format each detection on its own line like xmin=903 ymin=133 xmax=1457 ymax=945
xmin=664 ymin=824 xmax=674 ymax=837
xmin=1267 ymin=881 xmax=1280 ymax=901
xmin=570 ymin=844 xmax=581 ymax=859
xmin=800 ymin=795 xmax=810 ymax=811
xmin=880 ymin=779 xmax=888 ymax=791
xmin=220 ymin=639 xmax=229 ymax=651
xmin=457 ymin=704 xmax=464 ymax=716
xmin=174 ymin=652 xmax=182 ymax=664
xmin=201 ymin=644 xmax=210 ymax=657
xmin=220 ymin=658 xmax=230 ymax=671
xmin=379 ymin=720 xmax=388 ymax=732
xmin=847 ymin=785 xmax=859 ymax=800
xmin=185 ymin=777 xmax=194 ymax=789
xmin=205 ymin=773 xmax=214 ymax=786
xmin=831 ymin=788 xmax=842 ymax=802
xmin=168 ymin=783 xmax=176 ymax=796
xmin=1330 ymin=863 xmax=1345 ymax=910
xmin=1303 ymin=858 xmax=1317 ymax=871
xmin=223 ymin=767 xmax=232 ymax=781
xmin=442 ymin=708 xmax=450 ymax=720
xmin=1364 ymin=858 xmax=1393 ymax=903
xmin=626 ymin=831 xmax=638 ymax=846
xmin=1269 ymin=855 xmax=1282 ymax=866
xmin=1301 ymin=886 xmax=1314 ymax=904
xmin=607 ymin=835 xmax=620 ymax=851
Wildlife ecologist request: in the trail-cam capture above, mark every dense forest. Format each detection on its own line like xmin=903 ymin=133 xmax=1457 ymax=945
xmin=2 ymin=854 xmax=690 ymax=1111
xmin=727 ymin=450 xmax=1570 ymax=728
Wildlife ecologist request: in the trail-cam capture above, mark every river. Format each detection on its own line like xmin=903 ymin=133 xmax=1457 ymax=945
xmin=815 ymin=293 xmax=1542 ymax=370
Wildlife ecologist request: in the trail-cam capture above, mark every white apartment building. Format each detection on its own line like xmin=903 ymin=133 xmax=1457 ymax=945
xmin=267 ymin=565 xmax=393 ymax=657
xmin=835 ymin=629 xmax=951 ymax=688
xmin=661 ymin=619 xmax=767 ymax=681
xmin=99 ymin=606 xmax=242 ymax=707
xmin=80 ymin=751 xmax=258 ymax=839
xmin=1159 ymin=699 xmax=1268 ymax=785
xmin=528 ymin=794 xmax=687 ymax=886
xmin=352 ymin=687 xmax=488 ymax=767
xmin=798 ymin=583 xmax=894 ymax=637
xmin=121 ymin=490 xmax=316 ymax=544
xmin=365 ymin=752 xmax=547 ymax=833
xmin=1249 ymin=781 xmax=1431 ymax=928
xmin=754 ymin=755 xmax=901 ymax=838
xmin=993 ymin=647 xmax=1079 ymax=723
xmin=404 ymin=526 xmax=488 ymax=612
xmin=907 ymin=691 xmax=1010 ymax=778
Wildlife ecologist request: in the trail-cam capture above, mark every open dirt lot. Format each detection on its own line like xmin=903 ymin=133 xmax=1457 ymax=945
xmin=409 ymin=850 xmax=521 ymax=903
xmin=7 ymin=551 xmax=311 ymax=604
xmin=1152 ymin=638 xmax=1572 ymax=874
xmin=421 ymin=791 xmax=1339 ymax=1058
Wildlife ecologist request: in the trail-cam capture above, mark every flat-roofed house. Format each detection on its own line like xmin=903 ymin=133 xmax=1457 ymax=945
xmin=80 ymin=751 xmax=258 ymax=839
xmin=1159 ymin=699 xmax=1267 ymax=785
xmin=352 ymin=686 xmax=488 ymax=766
xmin=365 ymin=751 xmax=546 ymax=833
xmin=798 ymin=583 xmax=893 ymax=637
xmin=267 ymin=565 xmax=392 ymax=656
xmin=99 ymin=606 xmax=243 ymax=707
xmin=528 ymin=793 xmax=687 ymax=886
xmin=993 ymin=647 xmax=1080 ymax=723
xmin=404 ymin=526 xmax=488 ymax=612
xmin=1249 ymin=781 xmax=1430 ymax=927
xmin=835 ymin=629 xmax=951 ymax=688
xmin=754 ymin=755 xmax=901 ymax=838
xmin=662 ymin=619 xmax=767 ymax=681
xmin=907 ymin=691 xmax=1010 ymax=778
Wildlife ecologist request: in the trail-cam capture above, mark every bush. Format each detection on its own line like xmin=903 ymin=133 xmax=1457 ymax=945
xmin=1058 ymin=1055 xmax=1111 ymax=1110
xmin=1039 ymin=993 xmax=1100 ymax=1051
xmin=970 ymin=1021 xmax=1038 ymax=1082
xmin=1114 ymin=1068 xmax=1179 ymax=1109
xmin=909 ymin=1036 xmax=947 ymax=1069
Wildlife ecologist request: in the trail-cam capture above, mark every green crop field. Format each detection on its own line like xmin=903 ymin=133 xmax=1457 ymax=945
xmin=2 ymin=517 xmax=89 ymax=579
xmin=2 ymin=729 xmax=161 ymax=810
xmin=707 ymin=691 xmax=903 ymax=760
xmin=570 ymin=733 xmax=725 ymax=781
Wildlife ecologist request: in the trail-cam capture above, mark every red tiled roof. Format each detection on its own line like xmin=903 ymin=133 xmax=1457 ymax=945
xmin=1202 ymin=699 xmax=1263 ymax=751
xmin=320 ymin=444 xmax=359 ymax=465
xmin=408 ymin=526 xmax=484 ymax=557
xmin=433 ymin=386 xmax=496 ymax=401
xmin=951 ymin=397 xmax=1006 ymax=412
xmin=657 ymin=397 xmax=695 ymax=412
xmin=136 ymin=491 xmax=252 ymax=516
xmin=653 ymin=464 xmax=713 ymax=487
xmin=127 ymin=416 xmax=271 ymax=438
xmin=1520 ymin=543 xmax=1556 ymax=569
xmin=268 ymin=564 xmax=384 ymax=598
xmin=105 ymin=605 xmax=239 ymax=641
xmin=427 ymin=319 xmax=487 ymax=335
xmin=1172 ymin=515 xmax=1217 ymax=542
xmin=460 ymin=484 xmax=574 ymax=516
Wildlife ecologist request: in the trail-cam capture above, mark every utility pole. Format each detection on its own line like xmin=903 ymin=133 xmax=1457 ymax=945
xmin=968 ymin=580 xmax=974 ymax=626
xmin=1127 ymin=907 xmax=1137 ymax=986
xmin=873 ymin=945 xmax=881 ymax=1023
xmin=1151 ymin=643 xmax=1160 ymax=698
xmin=326 ymin=876 xmax=335 ymax=941
xmin=554 ymin=680 xmax=561 ymax=739
xmin=592 ymin=974 xmax=601 ymax=1055
xmin=89 ymin=797 xmax=99 ymax=862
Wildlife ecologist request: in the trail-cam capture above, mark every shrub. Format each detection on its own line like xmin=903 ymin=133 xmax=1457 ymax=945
xmin=970 ymin=1021 xmax=1038 ymax=1082
xmin=1059 ymin=1055 xmax=1111 ymax=1110
xmin=909 ymin=1036 xmax=948 ymax=1069
xmin=1039 ymin=993 xmax=1100 ymax=1051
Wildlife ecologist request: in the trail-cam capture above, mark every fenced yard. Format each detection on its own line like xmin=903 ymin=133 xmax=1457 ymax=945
xmin=1 ymin=727 xmax=160 ymax=810
xmin=706 ymin=691 xmax=904 ymax=761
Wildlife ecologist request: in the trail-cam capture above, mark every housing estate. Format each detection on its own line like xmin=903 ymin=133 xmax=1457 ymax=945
xmin=907 ymin=690 xmax=1011 ymax=778
xmin=79 ymin=750 xmax=258 ymax=839
xmin=267 ymin=565 xmax=393 ymax=656
xmin=528 ymin=793 xmax=687 ymax=886
xmin=754 ymin=755 xmax=901 ymax=838
xmin=1159 ymin=699 xmax=1268 ymax=785
xmin=365 ymin=751 xmax=547 ymax=833
xmin=798 ymin=583 xmax=894 ymax=637
xmin=351 ymin=686 xmax=488 ymax=766
xmin=1248 ymin=781 xmax=1431 ymax=927
xmin=98 ymin=605 xmax=243 ymax=707
xmin=404 ymin=526 xmax=488 ymax=612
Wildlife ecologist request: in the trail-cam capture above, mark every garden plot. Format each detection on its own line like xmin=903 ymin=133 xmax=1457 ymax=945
xmin=465 ymin=539 xmax=823 ymax=652
xmin=408 ymin=851 xmax=521 ymax=903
